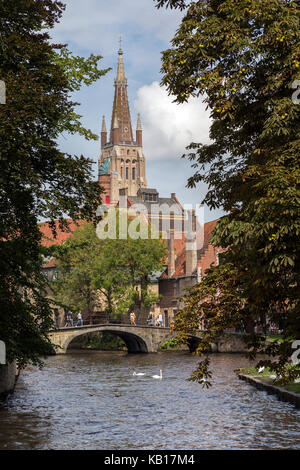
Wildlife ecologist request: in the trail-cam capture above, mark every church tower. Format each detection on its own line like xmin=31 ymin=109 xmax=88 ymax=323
xmin=98 ymin=46 xmax=147 ymax=204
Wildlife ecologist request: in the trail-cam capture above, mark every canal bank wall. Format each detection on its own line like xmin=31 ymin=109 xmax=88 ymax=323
xmin=238 ymin=373 xmax=300 ymax=409
xmin=0 ymin=361 xmax=18 ymax=399
xmin=210 ymin=333 xmax=249 ymax=353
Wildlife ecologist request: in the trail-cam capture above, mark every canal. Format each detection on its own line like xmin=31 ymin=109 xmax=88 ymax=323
xmin=0 ymin=351 xmax=299 ymax=450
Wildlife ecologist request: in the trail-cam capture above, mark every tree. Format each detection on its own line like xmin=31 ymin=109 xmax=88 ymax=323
xmin=97 ymin=208 xmax=168 ymax=320
xmin=0 ymin=0 xmax=109 ymax=367
xmin=155 ymin=0 xmax=300 ymax=384
xmin=51 ymin=223 xmax=132 ymax=322
xmin=51 ymin=219 xmax=167 ymax=323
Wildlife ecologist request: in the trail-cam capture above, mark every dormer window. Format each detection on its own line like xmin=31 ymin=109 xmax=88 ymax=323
xmin=144 ymin=193 xmax=158 ymax=202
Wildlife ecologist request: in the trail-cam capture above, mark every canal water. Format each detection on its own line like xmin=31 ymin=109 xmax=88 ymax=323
xmin=0 ymin=351 xmax=299 ymax=450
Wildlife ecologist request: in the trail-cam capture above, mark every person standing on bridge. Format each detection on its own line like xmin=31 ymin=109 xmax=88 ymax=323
xmin=130 ymin=311 xmax=136 ymax=325
xmin=76 ymin=311 xmax=83 ymax=327
xmin=147 ymin=313 xmax=154 ymax=326
xmin=65 ymin=311 xmax=72 ymax=327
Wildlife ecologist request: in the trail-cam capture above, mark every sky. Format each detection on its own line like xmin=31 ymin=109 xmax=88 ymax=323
xmin=51 ymin=0 xmax=225 ymax=222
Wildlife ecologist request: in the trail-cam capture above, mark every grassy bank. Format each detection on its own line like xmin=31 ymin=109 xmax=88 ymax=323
xmin=239 ymin=367 xmax=300 ymax=395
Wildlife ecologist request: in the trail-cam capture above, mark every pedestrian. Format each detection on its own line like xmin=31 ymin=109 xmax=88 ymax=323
xmin=130 ymin=311 xmax=136 ymax=325
xmin=147 ymin=313 xmax=154 ymax=326
xmin=69 ymin=312 xmax=74 ymax=327
xmin=65 ymin=311 xmax=71 ymax=327
xmin=158 ymin=313 xmax=163 ymax=327
xmin=76 ymin=311 xmax=83 ymax=327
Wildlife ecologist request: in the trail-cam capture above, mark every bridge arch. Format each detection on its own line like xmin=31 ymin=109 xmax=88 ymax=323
xmin=66 ymin=328 xmax=148 ymax=353
xmin=50 ymin=325 xmax=156 ymax=354
xmin=157 ymin=333 xmax=203 ymax=353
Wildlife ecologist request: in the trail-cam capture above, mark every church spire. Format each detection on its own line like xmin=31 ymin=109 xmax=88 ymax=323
xmin=110 ymin=45 xmax=133 ymax=143
xmin=112 ymin=112 xmax=119 ymax=145
xmin=136 ymin=113 xmax=142 ymax=131
xmin=101 ymin=115 xmax=107 ymax=132
xmin=101 ymin=115 xmax=107 ymax=149
xmin=136 ymin=113 xmax=142 ymax=146
xmin=116 ymin=47 xmax=126 ymax=83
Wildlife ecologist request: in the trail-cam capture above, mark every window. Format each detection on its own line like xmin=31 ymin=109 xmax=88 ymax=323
xmin=144 ymin=193 xmax=157 ymax=202
xmin=126 ymin=167 xmax=129 ymax=180
xmin=121 ymin=166 xmax=123 ymax=178
xmin=132 ymin=167 xmax=135 ymax=180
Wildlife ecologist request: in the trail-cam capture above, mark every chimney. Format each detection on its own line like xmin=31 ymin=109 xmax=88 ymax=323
xmin=185 ymin=210 xmax=197 ymax=276
xmin=101 ymin=115 xmax=107 ymax=149
xmin=168 ymin=229 xmax=175 ymax=277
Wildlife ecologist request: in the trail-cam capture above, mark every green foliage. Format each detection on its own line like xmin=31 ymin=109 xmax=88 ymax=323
xmin=159 ymin=337 xmax=179 ymax=350
xmin=72 ymin=332 xmax=126 ymax=351
xmin=240 ymin=367 xmax=275 ymax=377
xmin=0 ymin=1 xmax=108 ymax=367
xmin=284 ymin=382 xmax=300 ymax=394
xmin=158 ymin=0 xmax=300 ymax=385
xmin=240 ymin=365 xmax=300 ymax=391
xmin=155 ymin=0 xmax=188 ymax=9
xmin=51 ymin=220 xmax=167 ymax=322
xmin=54 ymin=47 xmax=111 ymax=140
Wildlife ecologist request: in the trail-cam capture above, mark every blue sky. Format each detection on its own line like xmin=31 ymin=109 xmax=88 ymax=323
xmin=51 ymin=0 xmax=225 ymax=222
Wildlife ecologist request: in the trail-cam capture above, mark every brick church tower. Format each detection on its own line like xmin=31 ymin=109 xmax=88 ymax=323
xmin=98 ymin=47 xmax=147 ymax=204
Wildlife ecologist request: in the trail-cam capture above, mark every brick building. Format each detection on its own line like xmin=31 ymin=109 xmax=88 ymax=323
xmin=158 ymin=219 xmax=224 ymax=328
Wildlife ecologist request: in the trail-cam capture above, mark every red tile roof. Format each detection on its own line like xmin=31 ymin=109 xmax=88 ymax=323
xmin=203 ymin=219 xmax=218 ymax=246
xmin=39 ymin=219 xmax=87 ymax=269
xmin=39 ymin=219 xmax=87 ymax=247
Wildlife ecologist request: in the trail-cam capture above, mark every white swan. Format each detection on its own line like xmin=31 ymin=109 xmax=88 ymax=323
xmin=133 ymin=371 xmax=145 ymax=376
xmin=258 ymin=366 xmax=265 ymax=373
xmin=152 ymin=370 xmax=162 ymax=379
xmin=269 ymin=375 xmax=277 ymax=380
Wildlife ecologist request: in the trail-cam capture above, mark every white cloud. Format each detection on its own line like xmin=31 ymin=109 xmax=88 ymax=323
xmin=134 ymin=82 xmax=211 ymax=160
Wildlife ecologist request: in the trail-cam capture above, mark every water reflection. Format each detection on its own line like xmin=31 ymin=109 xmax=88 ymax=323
xmin=0 ymin=352 xmax=299 ymax=450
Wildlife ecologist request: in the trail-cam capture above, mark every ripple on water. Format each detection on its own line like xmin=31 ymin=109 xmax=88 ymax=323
xmin=0 ymin=352 xmax=299 ymax=450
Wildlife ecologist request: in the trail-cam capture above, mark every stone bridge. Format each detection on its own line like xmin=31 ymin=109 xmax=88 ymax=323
xmin=49 ymin=324 xmax=175 ymax=354
xmin=49 ymin=325 xmax=249 ymax=355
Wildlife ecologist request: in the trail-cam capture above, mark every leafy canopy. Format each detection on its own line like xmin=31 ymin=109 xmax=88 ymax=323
xmin=0 ymin=0 xmax=108 ymax=366
xmin=156 ymin=0 xmax=300 ymax=385
xmin=51 ymin=218 xmax=167 ymax=321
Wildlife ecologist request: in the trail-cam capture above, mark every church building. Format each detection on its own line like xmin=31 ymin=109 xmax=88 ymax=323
xmin=39 ymin=46 xmax=224 ymax=329
xmin=98 ymin=46 xmax=147 ymax=205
